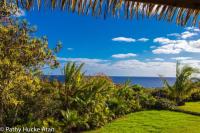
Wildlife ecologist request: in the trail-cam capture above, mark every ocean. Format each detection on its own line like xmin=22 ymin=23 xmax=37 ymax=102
xmin=44 ymin=75 xmax=176 ymax=88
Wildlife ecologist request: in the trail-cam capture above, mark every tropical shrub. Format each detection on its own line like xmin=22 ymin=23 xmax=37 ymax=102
xmin=161 ymin=62 xmax=199 ymax=105
xmin=51 ymin=62 xmax=115 ymax=131
xmin=139 ymin=93 xmax=157 ymax=109
xmin=188 ymin=90 xmax=200 ymax=102
xmin=108 ymin=82 xmax=141 ymax=117
xmin=151 ymin=89 xmax=170 ymax=99
xmin=60 ymin=109 xmax=88 ymax=132
xmin=154 ymin=98 xmax=176 ymax=110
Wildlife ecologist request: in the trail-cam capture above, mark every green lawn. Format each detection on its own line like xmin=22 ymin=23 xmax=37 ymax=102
xmin=86 ymin=110 xmax=200 ymax=133
xmin=178 ymin=102 xmax=200 ymax=113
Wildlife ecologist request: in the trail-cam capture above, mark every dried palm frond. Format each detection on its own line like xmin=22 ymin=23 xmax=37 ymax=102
xmin=3 ymin=0 xmax=200 ymax=27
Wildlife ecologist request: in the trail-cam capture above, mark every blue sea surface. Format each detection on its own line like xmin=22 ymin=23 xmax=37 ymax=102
xmin=44 ymin=75 xmax=175 ymax=88
xmin=111 ymin=77 xmax=175 ymax=88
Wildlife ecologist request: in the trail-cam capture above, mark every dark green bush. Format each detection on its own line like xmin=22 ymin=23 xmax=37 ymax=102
xmin=151 ymin=89 xmax=170 ymax=99
xmin=131 ymin=84 xmax=143 ymax=91
xmin=139 ymin=94 xmax=156 ymax=109
xmin=154 ymin=98 xmax=176 ymax=110
xmin=108 ymin=82 xmax=141 ymax=117
xmin=188 ymin=91 xmax=200 ymax=101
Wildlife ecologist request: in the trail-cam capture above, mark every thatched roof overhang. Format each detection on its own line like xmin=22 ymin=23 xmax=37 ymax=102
xmin=2 ymin=0 xmax=200 ymax=27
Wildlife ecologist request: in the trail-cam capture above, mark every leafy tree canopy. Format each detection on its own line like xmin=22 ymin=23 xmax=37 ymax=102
xmin=0 ymin=10 xmax=61 ymax=125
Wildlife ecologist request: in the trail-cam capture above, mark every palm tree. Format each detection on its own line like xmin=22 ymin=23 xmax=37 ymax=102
xmin=2 ymin=0 xmax=200 ymax=27
xmin=60 ymin=62 xmax=84 ymax=109
xmin=161 ymin=61 xmax=199 ymax=105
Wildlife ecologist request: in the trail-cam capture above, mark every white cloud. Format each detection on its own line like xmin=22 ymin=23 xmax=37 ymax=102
xmin=181 ymin=59 xmax=200 ymax=64
xmin=138 ymin=38 xmax=149 ymax=42
xmin=167 ymin=33 xmax=180 ymax=37
xmin=153 ymin=37 xmax=174 ymax=44
xmin=159 ymin=27 xmax=200 ymax=54
xmin=153 ymin=37 xmax=200 ymax=54
xmin=152 ymin=43 xmax=182 ymax=54
xmin=171 ymin=57 xmax=193 ymax=60
xmin=67 ymin=48 xmax=73 ymax=51
xmin=48 ymin=57 xmax=177 ymax=77
xmin=112 ymin=37 xmax=136 ymax=42
xmin=168 ymin=27 xmax=200 ymax=39
xmin=112 ymin=37 xmax=150 ymax=43
xmin=189 ymin=39 xmax=200 ymax=48
xmin=180 ymin=60 xmax=200 ymax=69
xmin=150 ymin=46 xmax=156 ymax=49
xmin=112 ymin=53 xmax=137 ymax=59
xmin=146 ymin=58 xmax=164 ymax=61
xmin=46 ymin=57 xmax=200 ymax=77
xmin=185 ymin=27 xmax=200 ymax=32
xmin=181 ymin=31 xmax=198 ymax=39
xmin=153 ymin=58 xmax=164 ymax=61
xmin=57 ymin=57 xmax=108 ymax=64
xmin=110 ymin=60 xmax=176 ymax=77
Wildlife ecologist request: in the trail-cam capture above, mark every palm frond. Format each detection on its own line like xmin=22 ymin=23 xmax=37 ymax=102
xmin=3 ymin=0 xmax=200 ymax=27
xmin=161 ymin=62 xmax=199 ymax=102
xmin=159 ymin=75 xmax=173 ymax=92
xmin=64 ymin=62 xmax=84 ymax=86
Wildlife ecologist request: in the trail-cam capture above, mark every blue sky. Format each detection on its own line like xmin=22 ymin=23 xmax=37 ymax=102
xmin=21 ymin=9 xmax=200 ymax=77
